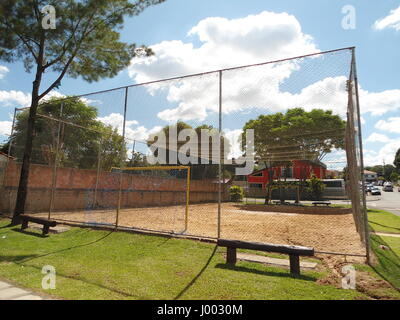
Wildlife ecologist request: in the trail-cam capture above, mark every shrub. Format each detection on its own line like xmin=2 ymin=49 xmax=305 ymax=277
xmin=229 ymin=185 xmax=244 ymax=202
xmin=307 ymin=175 xmax=325 ymax=200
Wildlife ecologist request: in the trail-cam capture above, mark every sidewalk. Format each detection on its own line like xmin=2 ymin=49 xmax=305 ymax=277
xmin=0 ymin=280 xmax=53 ymax=300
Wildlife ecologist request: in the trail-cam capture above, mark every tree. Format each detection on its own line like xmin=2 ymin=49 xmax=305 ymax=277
xmin=147 ymin=122 xmax=231 ymax=180
xmin=242 ymin=108 xmax=346 ymax=164
xmin=1 ymin=97 xmax=126 ymax=170
xmin=0 ymin=0 xmax=164 ymax=224
xmin=394 ymin=148 xmax=400 ymax=173
xmin=390 ymin=172 xmax=399 ymax=184
xmin=242 ymin=108 xmax=345 ymax=203
xmin=365 ymin=165 xmax=396 ymax=181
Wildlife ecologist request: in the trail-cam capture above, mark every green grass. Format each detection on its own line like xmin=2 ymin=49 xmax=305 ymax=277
xmin=0 ymin=219 xmax=367 ymax=300
xmin=368 ymin=209 xmax=400 ymax=234
xmin=366 ymin=209 xmax=400 ymax=292
xmin=368 ymin=234 xmax=400 ymax=291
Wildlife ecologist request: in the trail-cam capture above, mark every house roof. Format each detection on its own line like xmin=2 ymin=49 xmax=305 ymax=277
xmin=249 ymin=159 xmax=327 ymax=176
xmin=364 ymin=170 xmax=377 ymax=175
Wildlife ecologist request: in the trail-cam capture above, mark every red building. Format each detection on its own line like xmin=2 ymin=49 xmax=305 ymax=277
xmin=247 ymin=160 xmax=327 ymax=190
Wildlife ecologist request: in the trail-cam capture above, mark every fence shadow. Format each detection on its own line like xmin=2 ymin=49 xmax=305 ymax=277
xmin=369 ymin=221 xmax=400 ymax=232
xmin=173 ymin=245 xmax=218 ymax=300
xmin=370 ymin=234 xmax=400 ymax=291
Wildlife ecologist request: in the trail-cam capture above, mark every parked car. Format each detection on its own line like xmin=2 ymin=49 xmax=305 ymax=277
xmin=383 ymin=184 xmax=394 ymax=192
xmin=371 ymin=187 xmax=381 ymax=195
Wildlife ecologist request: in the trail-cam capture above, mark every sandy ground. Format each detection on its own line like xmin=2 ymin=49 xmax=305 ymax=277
xmin=37 ymin=203 xmax=366 ymax=256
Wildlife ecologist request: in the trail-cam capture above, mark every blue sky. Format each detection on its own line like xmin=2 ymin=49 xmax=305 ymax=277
xmin=0 ymin=0 xmax=399 ymax=168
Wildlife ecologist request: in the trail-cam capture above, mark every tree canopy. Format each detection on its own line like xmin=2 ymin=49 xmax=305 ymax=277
xmin=147 ymin=121 xmax=231 ymax=179
xmin=365 ymin=164 xmax=397 ymax=181
xmin=0 ymin=0 xmax=164 ymax=219
xmin=242 ymin=108 xmax=346 ymax=167
xmin=1 ymin=97 xmax=126 ymax=170
xmin=394 ymin=148 xmax=400 ymax=172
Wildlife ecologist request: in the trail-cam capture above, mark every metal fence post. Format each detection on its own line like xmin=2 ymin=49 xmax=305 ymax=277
xmin=352 ymin=48 xmax=371 ymax=263
xmin=48 ymin=102 xmax=64 ymax=219
xmin=116 ymin=87 xmax=128 ymax=228
xmin=93 ymin=136 xmax=102 ymax=209
xmin=218 ymin=70 xmax=222 ymax=238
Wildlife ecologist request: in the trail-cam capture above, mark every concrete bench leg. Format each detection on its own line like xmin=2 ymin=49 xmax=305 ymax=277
xmin=289 ymin=254 xmax=300 ymax=275
xmin=42 ymin=225 xmax=50 ymax=236
xmin=227 ymin=247 xmax=237 ymax=265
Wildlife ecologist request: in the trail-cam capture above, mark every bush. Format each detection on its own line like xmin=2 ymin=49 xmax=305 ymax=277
xmin=307 ymin=175 xmax=325 ymax=200
xmin=229 ymin=185 xmax=244 ymax=202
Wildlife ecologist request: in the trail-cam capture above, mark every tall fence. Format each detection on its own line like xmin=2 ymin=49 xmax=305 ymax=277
xmin=0 ymin=47 xmax=368 ymax=256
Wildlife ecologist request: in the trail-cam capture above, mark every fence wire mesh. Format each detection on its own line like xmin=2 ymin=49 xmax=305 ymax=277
xmin=1 ymin=47 xmax=368 ymax=256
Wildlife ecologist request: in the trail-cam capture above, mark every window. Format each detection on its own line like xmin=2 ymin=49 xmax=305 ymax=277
xmin=250 ymin=183 xmax=263 ymax=189
xmin=323 ymin=180 xmax=343 ymax=188
xmin=282 ymin=167 xmax=293 ymax=178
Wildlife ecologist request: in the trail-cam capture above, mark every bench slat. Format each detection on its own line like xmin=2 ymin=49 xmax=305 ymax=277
xmin=217 ymin=239 xmax=314 ymax=256
xmin=20 ymin=215 xmax=57 ymax=227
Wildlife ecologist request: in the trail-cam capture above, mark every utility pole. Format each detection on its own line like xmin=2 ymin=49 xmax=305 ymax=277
xmin=383 ymin=159 xmax=386 ymax=180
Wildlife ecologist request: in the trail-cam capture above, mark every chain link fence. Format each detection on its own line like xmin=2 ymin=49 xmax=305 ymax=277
xmin=0 ymin=47 xmax=368 ymax=256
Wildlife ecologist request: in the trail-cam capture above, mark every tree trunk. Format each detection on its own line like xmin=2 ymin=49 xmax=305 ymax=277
xmin=12 ymin=77 xmax=42 ymax=225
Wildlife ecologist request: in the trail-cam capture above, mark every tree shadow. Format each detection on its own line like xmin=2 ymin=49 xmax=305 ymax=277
xmin=17 ymin=230 xmax=115 ymax=264
xmin=173 ymin=245 xmax=218 ymax=300
xmin=214 ymin=263 xmax=317 ymax=281
xmin=0 ymin=254 xmax=39 ymax=263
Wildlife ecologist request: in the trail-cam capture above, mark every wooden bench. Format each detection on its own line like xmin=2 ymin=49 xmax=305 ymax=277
xmin=20 ymin=214 xmax=57 ymax=236
xmin=217 ymin=239 xmax=314 ymax=276
xmin=312 ymin=201 xmax=331 ymax=207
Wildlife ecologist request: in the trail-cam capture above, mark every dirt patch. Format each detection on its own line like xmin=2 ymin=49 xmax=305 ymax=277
xmin=34 ymin=202 xmax=366 ymax=256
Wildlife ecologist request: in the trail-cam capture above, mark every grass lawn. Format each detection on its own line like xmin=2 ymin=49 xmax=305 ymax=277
xmin=368 ymin=209 xmax=400 ymax=234
xmin=0 ymin=218 xmax=368 ymax=300
xmin=366 ymin=209 xmax=400 ymax=292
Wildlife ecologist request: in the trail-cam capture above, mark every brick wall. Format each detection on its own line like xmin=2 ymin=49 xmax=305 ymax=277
xmin=0 ymin=161 xmax=229 ymax=213
xmin=241 ymin=204 xmax=352 ymax=215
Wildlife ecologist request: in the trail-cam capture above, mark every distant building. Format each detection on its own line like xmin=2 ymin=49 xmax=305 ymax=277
xmin=247 ymin=160 xmax=326 ymax=190
xmin=363 ymin=170 xmax=378 ymax=183
xmin=326 ymin=169 xmax=339 ymax=179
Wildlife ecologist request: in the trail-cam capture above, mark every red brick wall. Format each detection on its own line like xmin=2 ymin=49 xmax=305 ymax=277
xmin=0 ymin=161 xmax=228 ymax=213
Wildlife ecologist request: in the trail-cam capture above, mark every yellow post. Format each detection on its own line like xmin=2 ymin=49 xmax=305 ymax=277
xmin=111 ymin=166 xmax=191 ymax=232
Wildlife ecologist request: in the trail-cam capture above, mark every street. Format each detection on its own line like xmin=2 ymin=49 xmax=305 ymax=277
xmin=366 ymin=186 xmax=400 ymax=217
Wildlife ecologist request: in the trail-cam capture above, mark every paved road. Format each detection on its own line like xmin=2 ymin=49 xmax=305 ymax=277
xmin=366 ymin=186 xmax=400 ymax=217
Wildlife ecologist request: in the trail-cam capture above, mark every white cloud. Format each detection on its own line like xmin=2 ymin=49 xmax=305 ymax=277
xmin=0 ymin=120 xmax=12 ymax=136
xmin=97 ymin=112 xmax=161 ymax=143
xmin=0 ymin=90 xmax=31 ymax=108
xmin=378 ymin=139 xmax=400 ymax=164
xmin=359 ymin=89 xmax=400 ymax=116
xmin=363 ymin=136 xmax=400 ymax=166
xmin=126 ymin=10 xmax=400 ymax=123
xmin=0 ymin=66 xmax=9 ymax=79
xmin=375 ymin=117 xmax=400 ymax=134
xmin=373 ymin=6 xmax=400 ymax=31
xmin=129 ymin=11 xmax=318 ymax=83
xmin=366 ymin=132 xmax=391 ymax=143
